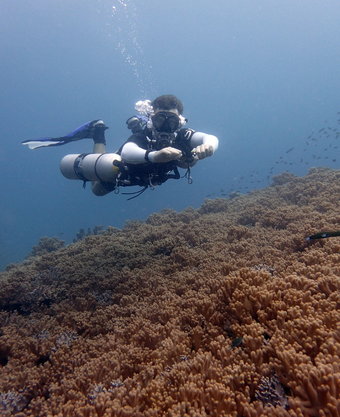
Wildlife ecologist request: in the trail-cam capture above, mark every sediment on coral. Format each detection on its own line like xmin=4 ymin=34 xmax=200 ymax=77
xmin=0 ymin=168 xmax=339 ymax=417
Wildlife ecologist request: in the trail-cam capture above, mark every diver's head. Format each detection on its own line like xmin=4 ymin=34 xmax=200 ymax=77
xmin=151 ymin=95 xmax=185 ymax=133
xmin=151 ymin=95 xmax=184 ymax=114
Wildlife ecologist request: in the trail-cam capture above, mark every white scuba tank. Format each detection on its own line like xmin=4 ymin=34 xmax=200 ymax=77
xmin=60 ymin=153 xmax=121 ymax=182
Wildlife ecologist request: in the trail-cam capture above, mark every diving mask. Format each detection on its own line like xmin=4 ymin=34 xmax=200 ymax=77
xmin=151 ymin=111 xmax=180 ymax=133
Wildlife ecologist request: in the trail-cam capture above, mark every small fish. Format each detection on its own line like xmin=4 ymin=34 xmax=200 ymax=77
xmin=230 ymin=337 xmax=244 ymax=349
xmin=285 ymin=147 xmax=294 ymax=153
xmin=306 ymin=231 xmax=340 ymax=241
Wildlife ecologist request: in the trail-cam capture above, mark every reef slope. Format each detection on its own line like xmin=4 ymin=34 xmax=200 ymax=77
xmin=0 ymin=168 xmax=339 ymax=417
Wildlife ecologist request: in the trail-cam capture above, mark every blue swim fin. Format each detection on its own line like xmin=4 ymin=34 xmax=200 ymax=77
xmin=21 ymin=120 xmax=106 ymax=150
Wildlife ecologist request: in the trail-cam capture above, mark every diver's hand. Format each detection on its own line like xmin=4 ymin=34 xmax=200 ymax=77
xmin=151 ymin=147 xmax=183 ymax=163
xmin=192 ymin=144 xmax=214 ymax=160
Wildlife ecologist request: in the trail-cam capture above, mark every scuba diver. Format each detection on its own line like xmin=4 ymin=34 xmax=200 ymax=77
xmin=22 ymin=95 xmax=219 ymax=198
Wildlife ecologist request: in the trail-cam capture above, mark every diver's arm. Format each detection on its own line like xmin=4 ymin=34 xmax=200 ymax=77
xmin=190 ymin=132 xmax=219 ymax=159
xmin=121 ymin=142 xmax=182 ymax=164
xmin=120 ymin=142 xmax=147 ymax=163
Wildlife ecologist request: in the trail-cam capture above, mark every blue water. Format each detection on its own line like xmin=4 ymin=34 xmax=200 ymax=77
xmin=1 ymin=0 xmax=339 ymax=269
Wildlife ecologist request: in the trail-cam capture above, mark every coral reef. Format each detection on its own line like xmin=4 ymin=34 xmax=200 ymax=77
xmin=0 ymin=167 xmax=339 ymax=417
xmin=29 ymin=237 xmax=65 ymax=257
xmin=73 ymin=226 xmax=105 ymax=243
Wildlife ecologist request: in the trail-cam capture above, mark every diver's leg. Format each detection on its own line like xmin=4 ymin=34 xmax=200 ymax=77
xmin=92 ymin=120 xmax=107 ymax=153
xmin=92 ymin=181 xmax=116 ymax=196
xmin=91 ymin=121 xmax=116 ymax=196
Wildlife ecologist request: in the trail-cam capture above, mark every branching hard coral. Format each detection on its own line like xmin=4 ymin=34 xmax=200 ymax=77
xmin=0 ymin=390 xmax=30 ymax=416
xmin=72 ymin=225 xmax=106 ymax=243
xmin=29 ymin=236 xmax=65 ymax=256
xmin=271 ymin=171 xmax=298 ymax=186
xmin=254 ymin=374 xmax=289 ymax=408
xmin=0 ymin=168 xmax=339 ymax=416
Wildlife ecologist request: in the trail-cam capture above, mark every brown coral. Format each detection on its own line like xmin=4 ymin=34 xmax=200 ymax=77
xmin=0 ymin=167 xmax=339 ymax=417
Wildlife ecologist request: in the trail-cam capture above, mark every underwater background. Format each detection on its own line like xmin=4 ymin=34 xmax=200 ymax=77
xmin=1 ymin=0 xmax=339 ymax=270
